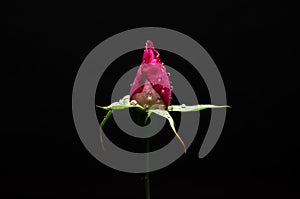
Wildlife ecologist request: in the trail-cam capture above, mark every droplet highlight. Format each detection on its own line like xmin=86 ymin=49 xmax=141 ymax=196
xmin=130 ymin=100 xmax=137 ymax=106
xmin=156 ymin=97 xmax=161 ymax=103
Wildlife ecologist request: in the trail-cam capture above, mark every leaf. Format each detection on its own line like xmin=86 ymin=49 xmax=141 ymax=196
xmin=149 ymin=109 xmax=186 ymax=153
xmin=96 ymin=95 xmax=144 ymax=111
xmin=168 ymin=104 xmax=230 ymax=112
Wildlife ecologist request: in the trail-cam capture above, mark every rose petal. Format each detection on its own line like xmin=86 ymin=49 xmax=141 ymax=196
xmin=130 ymin=40 xmax=171 ymax=109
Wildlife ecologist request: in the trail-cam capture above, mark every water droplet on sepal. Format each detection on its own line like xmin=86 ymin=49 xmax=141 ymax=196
xmin=130 ymin=100 xmax=137 ymax=106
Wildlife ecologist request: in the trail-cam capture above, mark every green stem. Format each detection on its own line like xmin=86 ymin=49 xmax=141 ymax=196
xmin=145 ymin=112 xmax=151 ymax=199
xmin=145 ymin=137 xmax=150 ymax=199
xmin=145 ymin=173 xmax=150 ymax=199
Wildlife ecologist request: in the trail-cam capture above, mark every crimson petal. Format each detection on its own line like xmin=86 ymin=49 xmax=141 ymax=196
xmin=130 ymin=40 xmax=172 ymax=110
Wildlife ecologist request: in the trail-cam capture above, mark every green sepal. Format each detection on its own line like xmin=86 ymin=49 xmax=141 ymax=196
xmin=168 ymin=104 xmax=230 ymax=112
xmin=96 ymin=95 xmax=144 ymax=111
xmin=149 ymin=109 xmax=186 ymax=153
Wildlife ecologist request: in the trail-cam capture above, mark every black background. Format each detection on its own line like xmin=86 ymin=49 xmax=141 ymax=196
xmin=2 ymin=1 xmax=299 ymax=198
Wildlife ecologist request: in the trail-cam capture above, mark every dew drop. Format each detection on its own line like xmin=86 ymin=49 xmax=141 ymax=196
xmin=147 ymin=96 xmax=152 ymax=100
xmin=161 ymin=89 xmax=165 ymax=94
xmin=167 ymin=72 xmax=171 ymax=76
xmin=156 ymin=97 xmax=161 ymax=103
xmin=181 ymin=104 xmax=186 ymax=108
xmin=159 ymin=105 xmax=165 ymax=109
xmin=144 ymin=104 xmax=149 ymax=109
xmin=130 ymin=83 xmax=133 ymax=87
xmin=130 ymin=100 xmax=137 ymax=106
xmin=157 ymin=76 xmax=162 ymax=82
xmin=170 ymin=85 xmax=174 ymax=90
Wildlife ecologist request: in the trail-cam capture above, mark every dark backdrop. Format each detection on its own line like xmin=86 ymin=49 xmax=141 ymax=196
xmin=2 ymin=1 xmax=299 ymax=198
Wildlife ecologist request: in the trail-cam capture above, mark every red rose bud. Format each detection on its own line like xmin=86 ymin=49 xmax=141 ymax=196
xmin=130 ymin=40 xmax=172 ymax=110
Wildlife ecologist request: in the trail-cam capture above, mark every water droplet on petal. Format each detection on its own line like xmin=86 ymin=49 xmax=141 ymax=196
xmin=161 ymin=89 xmax=165 ymax=94
xmin=181 ymin=104 xmax=186 ymax=108
xmin=157 ymin=76 xmax=162 ymax=82
xmin=144 ymin=104 xmax=149 ymax=109
xmin=156 ymin=97 xmax=161 ymax=103
xmin=147 ymin=96 xmax=152 ymax=100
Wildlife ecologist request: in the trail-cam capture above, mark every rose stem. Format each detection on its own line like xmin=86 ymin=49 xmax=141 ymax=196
xmin=145 ymin=137 xmax=150 ymax=199
xmin=145 ymin=111 xmax=151 ymax=199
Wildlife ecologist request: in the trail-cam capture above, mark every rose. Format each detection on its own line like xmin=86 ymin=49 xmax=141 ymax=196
xmin=130 ymin=40 xmax=171 ymax=110
xmin=95 ymin=40 xmax=230 ymax=199
xmin=96 ymin=40 xmax=230 ymax=153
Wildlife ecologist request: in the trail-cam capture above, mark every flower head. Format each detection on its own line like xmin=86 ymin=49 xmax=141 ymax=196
xmin=96 ymin=40 xmax=230 ymax=153
xmin=130 ymin=40 xmax=171 ymax=110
